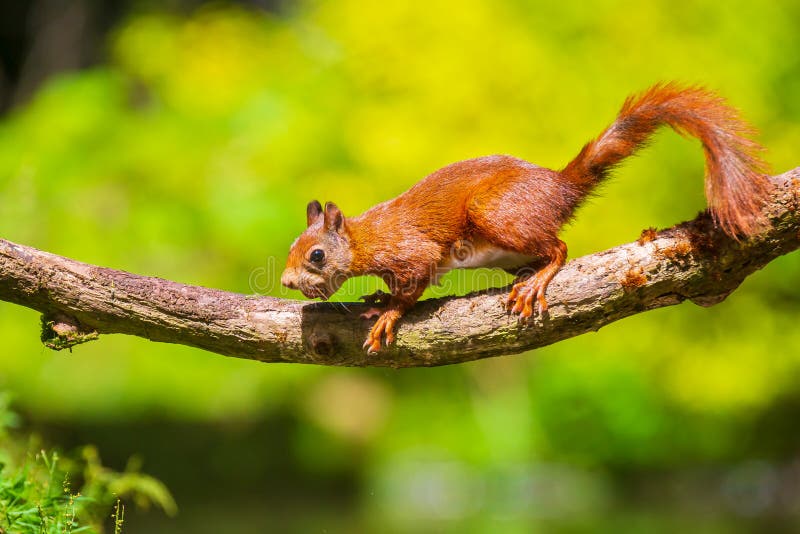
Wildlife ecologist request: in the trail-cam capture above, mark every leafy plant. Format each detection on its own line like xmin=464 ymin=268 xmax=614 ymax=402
xmin=0 ymin=393 xmax=175 ymax=533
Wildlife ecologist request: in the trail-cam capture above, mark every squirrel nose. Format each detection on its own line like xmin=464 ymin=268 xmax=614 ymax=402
xmin=281 ymin=271 xmax=298 ymax=290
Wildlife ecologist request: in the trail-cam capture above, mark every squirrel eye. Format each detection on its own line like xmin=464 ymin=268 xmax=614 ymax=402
xmin=309 ymin=248 xmax=325 ymax=264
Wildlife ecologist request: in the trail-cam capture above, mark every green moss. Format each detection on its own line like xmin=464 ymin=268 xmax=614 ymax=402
xmin=40 ymin=317 xmax=99 ymax=352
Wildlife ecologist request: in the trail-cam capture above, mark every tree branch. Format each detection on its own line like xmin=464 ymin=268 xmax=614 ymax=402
xmin=1 ymin=168 xmax=798 ymax=367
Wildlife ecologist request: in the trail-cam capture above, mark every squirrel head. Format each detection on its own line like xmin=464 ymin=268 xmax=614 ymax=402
xmin=281 ymin=200 xmax=352 ymax=300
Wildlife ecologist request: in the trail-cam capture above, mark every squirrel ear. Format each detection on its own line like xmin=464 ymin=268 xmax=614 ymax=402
xmin=306 ymin=200 xmax=323 ymax=227
xmin=323 ymin=202 xmax=345 ymax=233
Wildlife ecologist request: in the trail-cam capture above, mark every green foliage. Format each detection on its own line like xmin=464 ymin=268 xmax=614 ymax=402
xmin=0 ymin=0 xmax=799 ymax=528
xmin=0 ymin=449 xmax=90 ymax=534
xmin=0 ymin=395 xmax=175 ymax=533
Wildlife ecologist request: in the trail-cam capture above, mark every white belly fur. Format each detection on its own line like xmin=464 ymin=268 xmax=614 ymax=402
xmin=438 ymin=240 xmax=533 ymax=273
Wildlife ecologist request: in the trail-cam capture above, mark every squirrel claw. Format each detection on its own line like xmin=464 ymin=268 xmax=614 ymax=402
xmin=363 ymin=336 xmax=382 ymax=354
xmin=363 ymin=327 xmax=382 ymax=354
xmin=507 ymin=276 xmax=549 ymax=321
xmin=363 ymin=337 xmax=380 ymax=354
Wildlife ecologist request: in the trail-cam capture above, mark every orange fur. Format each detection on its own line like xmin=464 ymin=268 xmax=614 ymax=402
xmin=562 ymin=82 xmax=770 ymax=236
xmin=282 ymin=83 xmax=772 ymax=353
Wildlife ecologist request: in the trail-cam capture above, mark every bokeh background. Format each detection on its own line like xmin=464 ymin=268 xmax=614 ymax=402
xmin=1 ymin=0 xmax=800 ymax=532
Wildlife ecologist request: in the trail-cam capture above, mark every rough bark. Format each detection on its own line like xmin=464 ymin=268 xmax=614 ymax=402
xmin=1 ymin=169 xmax=798 ymax=368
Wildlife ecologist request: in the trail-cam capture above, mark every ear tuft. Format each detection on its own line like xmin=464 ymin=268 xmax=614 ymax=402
xmin=306 ymin=200 xmax=323 ymax=227
xmin=324 ymin=202 xmax=345 ymax=232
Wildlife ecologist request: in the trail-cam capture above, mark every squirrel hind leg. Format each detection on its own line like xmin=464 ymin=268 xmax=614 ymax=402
xmin=506 ymin=240 xmax=567 ymax=319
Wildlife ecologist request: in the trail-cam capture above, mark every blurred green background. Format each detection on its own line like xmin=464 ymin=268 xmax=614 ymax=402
xmin=1 ymin=0 xmax=800 ymax=532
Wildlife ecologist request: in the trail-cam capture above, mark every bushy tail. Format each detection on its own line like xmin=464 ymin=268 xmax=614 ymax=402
xmin=560 ymin=82 xmax=771 ymax=237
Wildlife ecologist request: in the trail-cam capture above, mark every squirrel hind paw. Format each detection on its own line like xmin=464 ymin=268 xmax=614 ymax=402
xmin=507 ymin=278 xmax=549 ymax=320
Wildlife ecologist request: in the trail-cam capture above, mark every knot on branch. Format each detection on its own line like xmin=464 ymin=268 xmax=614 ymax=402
xmin=308 ymin=331 xmax=337 ymax=358
xmin=40 ymin=313 xmax=98 ymax=352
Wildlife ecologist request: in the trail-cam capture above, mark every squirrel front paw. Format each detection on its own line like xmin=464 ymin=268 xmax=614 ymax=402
xmin=360 ymin=307 xmax=383 ymax=320
xmin=362 ymin=309 xmax=401 ymax=354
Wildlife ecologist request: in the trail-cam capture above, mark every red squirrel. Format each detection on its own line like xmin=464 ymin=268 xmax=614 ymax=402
xmin=281 ymin=83 xmax=771 ymax=353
